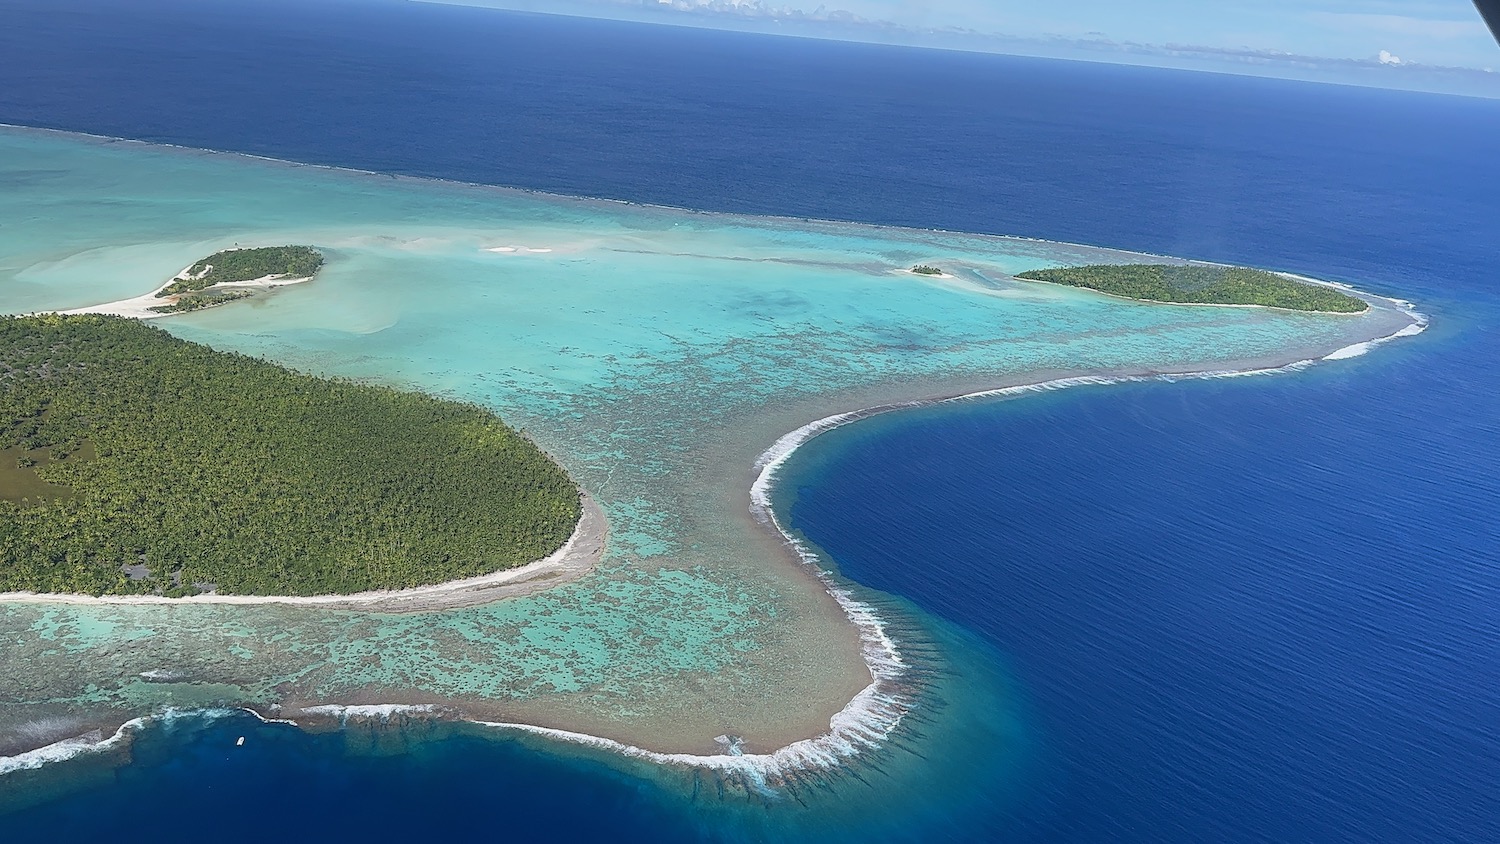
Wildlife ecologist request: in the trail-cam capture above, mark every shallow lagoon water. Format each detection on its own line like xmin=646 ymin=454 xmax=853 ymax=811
xmin=0 ymin=126 xmax=1414 ymax=805
xmin=2 ymin=2 xmax=1495 ymax=837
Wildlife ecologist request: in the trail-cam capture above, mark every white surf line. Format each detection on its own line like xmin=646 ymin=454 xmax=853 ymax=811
xmin=477 ymin=546 xmax=911 ymax=789
xmin=299 ymin=704 xmax=439 ymax=718
xmin=1 ymin=284 xmax=1427 ymax=786
xmin=0 ymin=707 xmax=255 ymax=776
xmin=721 ymin=282 xmax=1428 ymax=780
xmin=239 ymin=707 xmax=299 ymax=727
xmin=0 ymin=705 xmax=318 ymax=776
xmin=0 ymin=718 xmax=144 ymax=776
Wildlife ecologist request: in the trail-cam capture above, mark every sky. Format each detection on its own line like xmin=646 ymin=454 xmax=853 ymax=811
xmin=438 ymin=0 xmax=1500 ymax=95
xmin=772 ymin=0 xmax=1496 ymax=67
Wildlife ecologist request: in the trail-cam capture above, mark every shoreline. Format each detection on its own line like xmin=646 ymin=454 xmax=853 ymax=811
xmin=1014 ymin=269 xmax=1373 ymax=315
xmin=0 ymin=122 xmax=1431 ymax=781
xmin=0 ymin=493 xmax=606 ymax=613
xmin=0 ymin=285 xmax=1427 ymax=779
xmin=52 ymin=264 xmax=315 ymax=320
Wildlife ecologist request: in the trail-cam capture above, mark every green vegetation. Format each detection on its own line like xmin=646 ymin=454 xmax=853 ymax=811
xmin=1015 ymin=264 xmax=1367 ymax=313
xmin=0 ymin=315 xmax=580 ymax=597
xmin=148 ymin=290 xmax=253 ymax=315
xmin=157 ymin=245 xmax=323 ymax=298
xmin=1 ymin=443 xmax=86 ymax=506
xmin=911 ymin=265 xmax=944 ymax=276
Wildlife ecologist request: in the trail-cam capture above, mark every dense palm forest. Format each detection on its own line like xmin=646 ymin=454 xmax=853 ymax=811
xmin=1016 ymin=264 xmax=1367 ymax=313
xmin=158 ymin=245 xmax=323 ymax=297
xmin=148 ymin=289 xmax=252 ymax=314
xmin=0 ymin=315 xmax=580 ymax=597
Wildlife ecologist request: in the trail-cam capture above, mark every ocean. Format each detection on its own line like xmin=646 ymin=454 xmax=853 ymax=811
xmin=2 ymin=0 xmax=1498 ymax=841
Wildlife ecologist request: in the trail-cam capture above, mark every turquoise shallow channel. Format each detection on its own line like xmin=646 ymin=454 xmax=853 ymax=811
xmin=0 ymin=127 xmax=1415 ymax=775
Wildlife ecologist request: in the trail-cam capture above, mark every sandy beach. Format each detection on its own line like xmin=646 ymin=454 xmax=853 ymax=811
xmin=11 ymin=261 xmax=614 ymax=612
xmin=0 ymin=123 xmax=1432 ymax=776
xmin=0 ymin=284 xmax=1427 ymax=777
xmin=0 ymin=292 xmax=1427 ymax=777
xmin=0 ymin=493 xmax=607 ymax=613
xmin=56 ymin=265 xmax=314 ymax=320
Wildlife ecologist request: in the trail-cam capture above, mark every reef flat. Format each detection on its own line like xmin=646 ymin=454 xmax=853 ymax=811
xmin=0 ymin=126 xmax=1421 ymax=775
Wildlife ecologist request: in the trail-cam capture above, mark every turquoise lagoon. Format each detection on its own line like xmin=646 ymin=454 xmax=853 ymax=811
xmin=0 ymin=127 xmax=1417 ymax=794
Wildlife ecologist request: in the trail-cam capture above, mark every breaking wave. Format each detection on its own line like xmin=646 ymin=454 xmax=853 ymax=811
xmin=0 ymin=282 xmax=1427 ymax=794
xmin=0 ymin=707 xmax=259 ymax=777
xmin=0 ymin=720 xmax=141 ymax=776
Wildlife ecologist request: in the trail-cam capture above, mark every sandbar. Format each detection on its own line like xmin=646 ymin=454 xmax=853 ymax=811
xmin=55 ymin=266 xmax=314 ymax=320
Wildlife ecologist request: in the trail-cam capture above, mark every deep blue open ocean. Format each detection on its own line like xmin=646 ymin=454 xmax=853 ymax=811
xmin=3 ymin=0 xmax=1499 ymax=840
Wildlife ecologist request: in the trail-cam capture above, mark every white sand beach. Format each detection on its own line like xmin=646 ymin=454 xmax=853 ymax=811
xmin=56 ymin=265 xmax=315 ymax=320
xmin=0 ymin=493 xmax=607 ymax=613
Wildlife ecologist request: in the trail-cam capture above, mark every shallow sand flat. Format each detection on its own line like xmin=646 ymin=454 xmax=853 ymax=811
xmin=54 ymin=269 xmax=314 ymax=320
xmin=0 ymin=126 xmax=1421 ymax=765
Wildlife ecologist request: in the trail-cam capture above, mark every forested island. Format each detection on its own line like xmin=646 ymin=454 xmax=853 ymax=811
xmin=0 ymin=315 xmax=581 ymax=597
xmin=1016 ymin=264 xmax=1367 ymax=313
xmin=158 ymin=245 xmax=323 ymax=297
xmin=144 ymin=245 xmax=323 ymax=314
xmin=911 ymin=265 xmax=944 ymax=276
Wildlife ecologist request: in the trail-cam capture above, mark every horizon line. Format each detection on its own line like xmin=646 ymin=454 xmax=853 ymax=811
xmin=412 ymin=0 xmax=1500 ymax=101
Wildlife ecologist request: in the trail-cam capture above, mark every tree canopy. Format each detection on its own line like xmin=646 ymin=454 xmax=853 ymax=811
xmin=0 ymin=315 xmax=580 ymax=597
xmin=149 ymin=290 xmax=252 ymax=314
xmin=1015 ymin=264 xmax=1367 ymax=313
xmin=158 ymin=245 xmax=323 ymax=297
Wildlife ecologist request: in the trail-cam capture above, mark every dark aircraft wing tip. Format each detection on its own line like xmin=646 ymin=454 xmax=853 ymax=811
xmin=1476 ymin=0 xmax=1500 ymax=45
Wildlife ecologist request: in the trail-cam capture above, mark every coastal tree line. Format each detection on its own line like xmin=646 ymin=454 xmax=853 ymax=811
xmin=0 ymin=315 xmax=580 ymax=597
xmin=1015 ymin=264 xmax=1368 ymax=313
xmin=159 ymin=245 xmax=324 ymax=297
